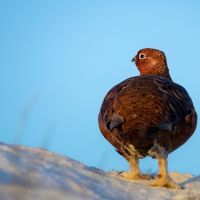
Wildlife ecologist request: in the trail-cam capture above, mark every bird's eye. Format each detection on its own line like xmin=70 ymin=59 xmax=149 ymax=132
xmin=138 ymin=53 xmax=146 ymax=59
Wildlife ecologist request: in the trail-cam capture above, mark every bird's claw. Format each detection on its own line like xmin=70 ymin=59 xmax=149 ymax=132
xmin=118 ymin=171 xmax=152 ymax=180
xmin=150 ymin=175 xmax=182 ymax=189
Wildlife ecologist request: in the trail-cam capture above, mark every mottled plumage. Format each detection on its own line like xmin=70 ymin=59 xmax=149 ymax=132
xmin=98 ymin=48 xmax=197 ymax=188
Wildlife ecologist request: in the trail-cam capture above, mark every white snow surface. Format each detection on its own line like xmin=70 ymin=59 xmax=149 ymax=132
xmin=0 ymin=142 xmax=200 ymax=200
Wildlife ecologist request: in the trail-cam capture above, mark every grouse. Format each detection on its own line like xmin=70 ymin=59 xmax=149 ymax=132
xmin=98 ymin=48 xmax=197 ymax=189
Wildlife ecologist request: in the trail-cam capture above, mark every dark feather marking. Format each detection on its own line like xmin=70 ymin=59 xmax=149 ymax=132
xmin=108 ymin=112 xmax=124 ymax=131
xmin=156 ymin=123 xmax=173 ymax=131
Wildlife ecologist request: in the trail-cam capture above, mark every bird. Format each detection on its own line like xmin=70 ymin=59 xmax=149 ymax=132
xmin=98 ymin=48 xmax=197 ymax=189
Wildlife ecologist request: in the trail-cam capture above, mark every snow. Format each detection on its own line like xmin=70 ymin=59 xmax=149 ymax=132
xmin=0 ymin=143 xmax=200 ymax=200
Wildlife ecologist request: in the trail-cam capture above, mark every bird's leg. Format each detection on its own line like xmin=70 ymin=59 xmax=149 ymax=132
xmin=119 ymin=157 xmax=150 ymax=180
xmin=150 ymin=149 xmax=181 ymax=189
xmin=119 ymin=157 xmax=140 ymax=179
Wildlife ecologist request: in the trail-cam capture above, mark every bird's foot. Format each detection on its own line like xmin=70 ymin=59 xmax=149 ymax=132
xmin=150 ymin=175 xmax=181 ymax=189
xmin=118 ymin=171 xmax=151 ymax=180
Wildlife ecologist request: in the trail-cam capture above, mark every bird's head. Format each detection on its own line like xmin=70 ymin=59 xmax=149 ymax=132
xmin=132 ymin=48 xmax=171 ymax=79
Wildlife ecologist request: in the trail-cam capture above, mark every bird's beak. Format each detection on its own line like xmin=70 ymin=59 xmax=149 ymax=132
xmin=131 ymin=56 xmax=136 ymax=62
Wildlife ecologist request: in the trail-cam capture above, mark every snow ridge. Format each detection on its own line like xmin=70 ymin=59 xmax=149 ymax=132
xmin=0 ymin=143 xmax=199 ymax=200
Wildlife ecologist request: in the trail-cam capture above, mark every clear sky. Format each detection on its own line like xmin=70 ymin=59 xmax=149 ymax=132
xmin=0 ymin=1 xmax=199 ymax=175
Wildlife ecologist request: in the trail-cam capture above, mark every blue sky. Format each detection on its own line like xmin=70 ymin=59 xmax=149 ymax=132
xmin=0 ymin=1 xmax=199 ymax=175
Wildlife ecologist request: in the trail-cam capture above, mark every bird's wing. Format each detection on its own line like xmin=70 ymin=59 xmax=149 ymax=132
xmin=99 ymin=78 xmax=133 ymax=131
xmin=112 ymin=76 xmax=194 ymax=133
xmin=152 ymin=78 xmax=196 ymax=128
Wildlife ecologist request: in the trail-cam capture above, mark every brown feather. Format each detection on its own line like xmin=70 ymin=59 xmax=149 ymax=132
xmin=98 ymin=48 xmax=197 ymax=161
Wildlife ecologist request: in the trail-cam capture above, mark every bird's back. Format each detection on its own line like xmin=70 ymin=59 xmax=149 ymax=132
xmin=98 ymin=75 xmax=197 ymax=159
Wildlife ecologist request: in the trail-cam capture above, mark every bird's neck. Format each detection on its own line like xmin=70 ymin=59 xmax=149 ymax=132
xmin=140 ymin=64 xmax=172 ymax=80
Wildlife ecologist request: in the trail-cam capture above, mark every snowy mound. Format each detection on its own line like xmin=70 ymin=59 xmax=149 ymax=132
xmin=0 ymin=142 xmax=200 ymax=200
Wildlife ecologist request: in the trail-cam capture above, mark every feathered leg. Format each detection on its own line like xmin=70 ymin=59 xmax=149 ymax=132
xmin=119 ymin=157 xmax=150 ymax=180
xmin=148 ymin=143 xmax=181 ymax=189
xmin=151 ymin=157 xmax=181 ymax=189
